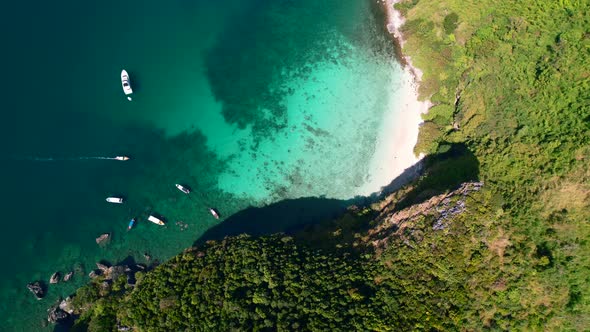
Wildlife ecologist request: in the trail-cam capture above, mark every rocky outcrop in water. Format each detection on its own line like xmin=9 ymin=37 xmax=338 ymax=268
xmin=64 ymin=271 xmax=74 ymax=282
xmin=59 ymin=297 xmax=74 ymax=314
xmin=96 ymin=233 xmax=110 ymax=245
xmin=47 ymin=306 xmax=69 ymax=324
xmin=27 ymin=281 xmax=45 ymax=300
xmin=107 ymin=265 xmax=128 ymax=281
xmin=50 ymin=272 xmax=61 ymax=284
xmin=96 ymin=262 xmax=110 ymax=273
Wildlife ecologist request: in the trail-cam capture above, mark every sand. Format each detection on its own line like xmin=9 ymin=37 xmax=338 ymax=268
xmin=361 ymin=0 xmax=432 ymax=195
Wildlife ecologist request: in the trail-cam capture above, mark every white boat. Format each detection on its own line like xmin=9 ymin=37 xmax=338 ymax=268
xmin=115 ymin=156 xmax=130 ymax=161
xmin=175 ymin=184 xmax=190 ymax=194
xmin=209 ymin=208 xmax=220 ymax=220
xmin=106 ymin=197 xmax=124 ymax=204
xmin=121 ymin=70 xmax=133 ymax=101
xmin=148 ymin=215 xmax=165 ymax=226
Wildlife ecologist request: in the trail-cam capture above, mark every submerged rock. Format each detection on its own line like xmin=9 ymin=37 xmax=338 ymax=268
xmin=73 ymin=262 xmax=84 ymax=276
xmin=27 ymin=281 xmax=45 ymax=300
xmin=96 ymin=233 xmax=110 ymax=245
xmin=50 ymin=272 xmax=61 ymax=284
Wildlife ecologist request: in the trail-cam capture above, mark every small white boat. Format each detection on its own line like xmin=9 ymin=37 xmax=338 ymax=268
xmin=121 ymin=70 xmax=133 ymax=101
xmin=209 ymin=208 xmax=220 ymax=220
xmin=115 ymin=156 xmax=130 ymax=161
xmin=106 ymin=197 xmax=124 ymax=204
xmin=175 ymin=184 xmax=190 ymax=194
xmin=148 ymin=215 xmax=165 ymax=226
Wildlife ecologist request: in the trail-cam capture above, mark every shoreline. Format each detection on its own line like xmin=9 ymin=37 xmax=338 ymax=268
xmin=363 ymin=0 xmax=431 ymax=195
xmin=382 ymin=0 xmax=427 ymax=82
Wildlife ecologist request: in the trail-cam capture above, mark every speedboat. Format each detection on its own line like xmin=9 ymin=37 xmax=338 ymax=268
xmin=115 ymin=156 xmax=130 ymax=161
xmin=106 ymin=197 xmax=124 ymax=204
xmin=209 ymin=208 xmax=220 ymax=220
xmin=121 ymin=70 xmax=133 ymax=101
xmin=148 ymin=215 xmax=165 ymax=226
xmin=128 ymin=218 xmax=136 ymax=230
xmin=175 ymin=184 xmax=190 ymax=194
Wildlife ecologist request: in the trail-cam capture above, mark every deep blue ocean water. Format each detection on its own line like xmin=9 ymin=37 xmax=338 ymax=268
xmin=0 ymin=0 xmax=406 ymax=329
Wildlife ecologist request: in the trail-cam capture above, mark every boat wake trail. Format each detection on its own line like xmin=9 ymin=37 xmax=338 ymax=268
xmin=77 ymin=157 xmax=119 ymax=160
xmin=12 ymin=156 xmax=122 ymax=162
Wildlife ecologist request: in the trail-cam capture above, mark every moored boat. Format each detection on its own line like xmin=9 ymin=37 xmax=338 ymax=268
xmin=175 ymin=184 xmax=190 ymax=194
xmin=128 ymin=218 xmax=136 ymax=230
xmin=115 ymin=156 xmax=130 ymax=161
xmin=106 ymin=197 xmax=124 ymax=204
xmin=148 ymin=215 xmax=165 ymax=226
xmin=209 ymin=208 xmax=220 ymax=220
xmin=121 ymin=69 xmax=133 ymax=101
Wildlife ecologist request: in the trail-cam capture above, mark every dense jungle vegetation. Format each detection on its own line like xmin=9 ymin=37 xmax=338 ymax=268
xmin=71 ymin=235 xmax=397 ymax=331
xmin=69 ymin=0 xmax=589 ymax=330
xmin=398 ymin=0 xmax=589 ymax=329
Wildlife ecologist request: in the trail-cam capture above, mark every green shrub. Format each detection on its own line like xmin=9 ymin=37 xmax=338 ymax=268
xmin=443 ymin=12 xmax=459 ymax=34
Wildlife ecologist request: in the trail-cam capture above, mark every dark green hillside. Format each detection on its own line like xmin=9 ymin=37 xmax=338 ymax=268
xmin=70 ymin=235 xmax=397 ymax=331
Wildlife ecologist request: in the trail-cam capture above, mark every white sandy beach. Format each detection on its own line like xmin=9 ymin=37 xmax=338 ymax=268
xmin=360 ymin=0 xmax=431 ymax=195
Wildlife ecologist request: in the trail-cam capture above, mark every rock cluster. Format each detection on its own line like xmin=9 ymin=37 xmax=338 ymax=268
xmin=47 ymin=304 xmax=69 ymax=324
xmin=40 ymin=257 xmax=156 ymax=325
xmin=28 ymin=269 xmax=77 ymax=300
xmin=87 ymin=261 xmax=148 ymax=289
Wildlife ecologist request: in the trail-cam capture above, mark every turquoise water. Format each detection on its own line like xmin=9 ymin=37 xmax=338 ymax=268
xmin=0 ymin=0 xmax=405 ymax=330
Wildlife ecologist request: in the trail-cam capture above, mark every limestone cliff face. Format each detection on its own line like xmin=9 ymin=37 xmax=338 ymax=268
xmin=364 ymin=181 xmax=483 ymax=255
